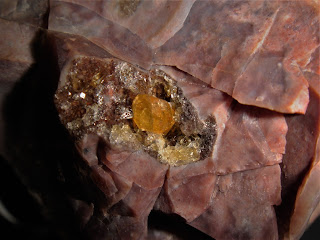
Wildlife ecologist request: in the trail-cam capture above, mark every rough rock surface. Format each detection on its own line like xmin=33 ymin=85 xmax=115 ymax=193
xmin=54 ymin=54 xmax=287 ymax=239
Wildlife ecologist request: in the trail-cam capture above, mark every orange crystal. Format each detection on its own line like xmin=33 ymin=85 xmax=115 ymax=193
xmin=132 ymin=94 xmax=175 ymax=134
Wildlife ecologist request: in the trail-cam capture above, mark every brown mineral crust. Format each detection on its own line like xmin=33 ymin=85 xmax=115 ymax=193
xmin=304 ymin=72 xmax=320 ymax=97
xmin=59 ymin=0 xmax=196 ymax=49
xmin=257 ymin=109 xmax=288 ymax=154
xmin=190 ymin=165 xmax=281 ymax=240
xmin=155 ymin=0 xmax=249 ymax=85
xmin=49 ymin=1 xmax=153 ymax=69
xmin=55 ymin=56 xmax=132 ymax=138
xmin=46 ymin=0 xmax=318 ymax=236
xmin=261 ymin=1 xmax=319 ymax=71
xmin=154 ymin=157 xmax=216 ymax=221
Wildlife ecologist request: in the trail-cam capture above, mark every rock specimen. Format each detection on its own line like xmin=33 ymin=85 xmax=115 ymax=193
xmin=0 ymin=0 xmax=319 ymax=240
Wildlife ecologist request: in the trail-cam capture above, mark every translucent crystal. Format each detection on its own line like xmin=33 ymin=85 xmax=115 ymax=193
xmin=109 ymin=124 xmax=141 ymax=150
xmin=132 ymin=94 xmax=175 ymax=135
xmin=160 ymin=145 xmax=200 ymax=166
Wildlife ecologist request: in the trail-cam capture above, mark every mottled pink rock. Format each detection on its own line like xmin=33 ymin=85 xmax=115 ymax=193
xmin=49 ymin=0 xmax=152 ymax=69
xmin=0 ymin=1 xmax=319 ymax=239
xmin=213 ymin=104 xmax=286 ymax=174
xmin=102 ymin=150 xmax=168 ymax=190
xmin=60 ymin=0 xmax=196 ymax=49
xmin=190 ymin=165 xmax=281 ymax=240
xmin=152 ymin=68 xmax=287 ymax=230
xmin=155 ymin=0 xmax=319 ymax=114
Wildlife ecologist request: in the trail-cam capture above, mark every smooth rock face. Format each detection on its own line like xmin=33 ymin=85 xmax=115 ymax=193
xmin=59 ymin=0 xmax=196 ymax=49
xmin=190 ymin=165 xmax=281 ymax=240
xmin=0 ymin=1 xmax=319 ymax=240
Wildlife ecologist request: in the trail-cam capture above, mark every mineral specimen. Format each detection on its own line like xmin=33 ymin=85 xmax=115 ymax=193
xmin=132 ymin=94 xmax=175 ymax=135
xmin=0 ymin=0 xmax=319 ymax=240
xmin=55 ymin=56 xmax=216 ymax=166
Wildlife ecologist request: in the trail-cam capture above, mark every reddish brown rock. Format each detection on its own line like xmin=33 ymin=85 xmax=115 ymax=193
xmin=0 ymin=0 xmax=48 ymax=27
xmin=49 ymin=0 xmax=153 ymax=69
xmin=102 ymin=149 xmax=168 ymax=190
xmin=190 ymin=165 xmax=281 ymax=240
xmin=155 ymin=0 xmax=319 ymax=114
xmin=0 ymin=18 xmax=37 ymax=83
xmin=281 ymin=71 xmax=320 ymax=240
xmin=60 ymin=0 xmax=196 ymax=49
xmin=288 ymin=159 xmax=320 ymax=240
xmin=152 ymin=67 xmax=287 ymax=232
xmin=0 ymin=1 xmax=319 ymax=239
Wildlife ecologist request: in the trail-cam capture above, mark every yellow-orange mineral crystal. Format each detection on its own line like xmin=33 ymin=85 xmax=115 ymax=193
xmin=132 ymin=94 xmax=174 ymax=134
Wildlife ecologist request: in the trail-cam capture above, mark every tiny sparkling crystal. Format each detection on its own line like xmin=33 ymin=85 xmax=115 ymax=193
xmin=80 ymin=92 xmax=86 ymax=99
xmin=55 ymin=57 xmax=216 ymax=166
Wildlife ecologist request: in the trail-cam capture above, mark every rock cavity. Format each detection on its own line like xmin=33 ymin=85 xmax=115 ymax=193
xmin=55 ymin=56 xmax=216 ymax=166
